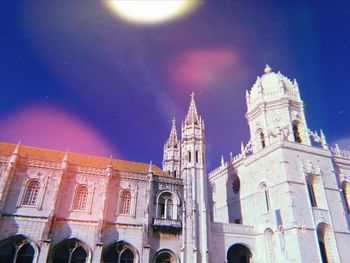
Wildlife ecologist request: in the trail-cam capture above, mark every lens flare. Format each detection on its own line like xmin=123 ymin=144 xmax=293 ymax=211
xmin=106 ymin=0 xmax=199 ymax=25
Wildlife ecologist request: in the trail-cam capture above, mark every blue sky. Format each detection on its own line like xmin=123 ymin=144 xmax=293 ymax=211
xmin=1 ymin=1 xmax=350 ymax=171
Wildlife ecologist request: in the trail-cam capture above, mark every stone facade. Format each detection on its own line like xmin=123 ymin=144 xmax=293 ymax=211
xmin=1 ymin=65 xmax=350 ymax=263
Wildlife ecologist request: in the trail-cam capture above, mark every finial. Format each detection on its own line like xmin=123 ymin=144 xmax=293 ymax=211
xmin=320 ymin=129 xmax=328 ymax=149
xmin=264 ymin=64 xmax=272 ymax=74
xmin=108 ymin=155 xmax=113 ymax=168
xmin=62 ymin=149 xmax=69 ymax=162
xmin=191 ymin=92 xmax=195 ymax=101
xmin=221 ymin=155 xmax=224 ymax=167
xmin=13 ymin=141 xmax=21 ymax=155
xmin=172 ymin=117 xmax=176 ymax=127
xmin=148 ymin=160 xmax=153 ymax=173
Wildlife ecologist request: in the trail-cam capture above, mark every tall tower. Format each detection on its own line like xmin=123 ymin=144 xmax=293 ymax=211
xmin=245 ymin=65 xmax=311 ymax=153
xmin=162 ymin=118 xmax=181 ymax=178
xmin=181 ymin=93 xmax=209 ymax=263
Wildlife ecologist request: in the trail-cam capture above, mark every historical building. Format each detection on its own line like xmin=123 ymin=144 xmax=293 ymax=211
xmin=1 ymin=65 xmax=350 ymax=263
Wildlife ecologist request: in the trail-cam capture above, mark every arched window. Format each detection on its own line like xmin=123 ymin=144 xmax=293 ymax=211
xmin=73 ymin=185 xmax=88 ymax=211
xmin=259 ymin=183 xmax=270 ymax=213
xmin=120 ymin=191 xmax=132 ymax=215
xmin=317 ymin=223 xmax=330 ymax=263
xmin=306 ymin=177 xmax=317 ymax=208
xmin=188 ymin=151 xmax=191 ymax=163
xmin=292 ymin=121 xmax=302 ymax=143
xmin=157 ymin=192 xmax=179 ymax=220
xmin=256 ymin=129 xmax=266 ymax=149
xmin=232 ymin=175 xmax=240 ymax=195
xmin=173 ymin=170 xmax=177 ymax=178
xmin=103 ymin=241 xmax=136 ymax=263
xmin=227 ymin=244 xmax=252 ymax=263
xmin=52 ymin=239 xmax=88 ymax=263
xmin=195 ymin=150 xmax=199 ymax=163
xmin=22 ymin=180 xmax=40 ymax=206
xmin=0 ymin=235 xmax=35 ymax=263
xmin=342 ymin=182 xmax=350 ymax=214
xmin=154 ymin=249 xmax=176 ymax=263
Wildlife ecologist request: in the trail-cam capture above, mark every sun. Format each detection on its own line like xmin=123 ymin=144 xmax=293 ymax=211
xmin=105 ymin=0 xmax=199 ymax=25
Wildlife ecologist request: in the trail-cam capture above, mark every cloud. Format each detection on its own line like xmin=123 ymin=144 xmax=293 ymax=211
xmin=167 ymin=47 xmax=240 ymax=90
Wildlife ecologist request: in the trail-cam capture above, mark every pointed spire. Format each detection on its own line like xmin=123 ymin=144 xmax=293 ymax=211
xmin=165 ymin=118 xmax=178 ymax=148
xmin=108 ymin=155 xmax=113 ymax=168
xmin=320 ymin=129 xmax=328 ymax=149
xmin=184 ymin=92 xmax=199 ymax=125
xmin=62 ymin=150 xmax=68 ymax=163
xmin=220 ymin=155 xmax=224 ymax=167
xmin=61 ymin=150 xmax=69 ymax=170
xmin=148 ymin=160 xmax=153 ymax=173
xmin=13 ymin=141 xmax=21 ymax=155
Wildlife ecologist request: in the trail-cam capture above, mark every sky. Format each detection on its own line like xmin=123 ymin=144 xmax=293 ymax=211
xmin=0 ymin=1 xmax=350 ymax=171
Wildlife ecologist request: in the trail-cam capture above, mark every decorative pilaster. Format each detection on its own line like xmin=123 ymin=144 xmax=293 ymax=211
xmin=142 ymin=161 xmax=155 ymax=262
xmin=0 ymin=142 xmax=20 ymax=215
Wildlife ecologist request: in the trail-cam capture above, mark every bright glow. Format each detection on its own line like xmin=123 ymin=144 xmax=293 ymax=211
xmin=106 ymin=0 xmax=199 ymax=24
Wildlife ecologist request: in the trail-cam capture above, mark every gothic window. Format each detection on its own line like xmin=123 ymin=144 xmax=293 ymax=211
xmin=173 ymin=170 xmax=177 ymax=178
xmin=120 ymin=191 xmax=132 ymax=215
xmin=52 ymin=239 xmax=88 ymax=263
xmin=232 ymin=175 xmax=240 ymax=195
xmin=22 ymin=180 xmax=40 ymax=206
xmin=188 ymin=151 xmax=192 ymax=163
xmin=259 ymin=183 xmax=270 ymax=213
xmin=154 ymin=250 xmax=176 ymax=263
xmin=292 ymin=121 xmax=302 ymax=143
xmin=256 ymin=129 xmax=266 ymax=149
xmin=306 ymin=178 xmax=317 ymax=208
xmin=317 ymin=223 xmax=330 ymax=263
xmin=0 ymin=235 xmax=35 ymax=263
xmin=341 ymin=182 xmax=350 ymax=214
xmin=195 ymin=150 xmax=199 ymax=163
xmin=73 ymin=185 xmax=88 ymax=211
xmin=260 ymin=131 xmax=266 ymax=148
xmin=157 ymin=192 xmax=179 ymax=220
xmin=102 ymin=241 xmax=135 ymax=263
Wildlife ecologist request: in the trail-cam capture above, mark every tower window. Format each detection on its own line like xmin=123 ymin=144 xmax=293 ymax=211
xmin=342 ymin=182 xmax=350 ymax=214
xmin=195 ymin=150 xmax=199 ymax=163
xmin=260 ymin=131 xmax=266 ymax=148
xmin=307 ymin=178 xmax=317 ymax=208
xmin=259 ymin=183 xmax=270 ymax=213
xmin=188 ymin=151 xmax=191 ymax=163
xmin=293 ymin=121 xmax=302 ymax=143
xmin=256 ymin=129 xmax=266 ymax=149
xmin=173 ymin=170 xmax=177 ymax=178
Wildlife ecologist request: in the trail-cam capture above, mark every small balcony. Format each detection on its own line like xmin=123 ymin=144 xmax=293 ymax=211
xmin=153 ymin=218 xmax=182 ymax=234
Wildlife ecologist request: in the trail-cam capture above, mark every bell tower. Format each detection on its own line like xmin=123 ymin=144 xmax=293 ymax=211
xmin=245 ymin=65 xmax=311 ymax=153
xmin=162 ymin=118 xmax=180 ymax=178
xmin=180 ymin=93 xmax=209 ymax=263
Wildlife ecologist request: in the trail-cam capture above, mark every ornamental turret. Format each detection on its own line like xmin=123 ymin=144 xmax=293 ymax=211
xmin=162 ymin=118 xmax=180 ymax=178
xmin=245 ymin=65 xmax=311 ymax=153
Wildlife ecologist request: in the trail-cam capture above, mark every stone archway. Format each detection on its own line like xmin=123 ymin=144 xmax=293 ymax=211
xmin=227 ymin=244 xmax=252 ymax=263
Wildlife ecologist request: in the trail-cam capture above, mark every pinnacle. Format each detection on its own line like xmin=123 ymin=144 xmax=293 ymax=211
xmin=184 ymin=92 xmax=199 ymax=125
xmin=165 ymin=118 xmax=178 ymax=148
